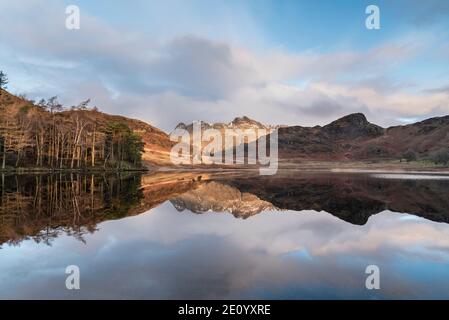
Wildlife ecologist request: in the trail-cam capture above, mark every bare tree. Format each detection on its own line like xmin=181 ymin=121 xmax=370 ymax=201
xmin=76 ymin=98 xmax=91 ymax=110
xmin=0 ymin=71 xmax=8 ymax=91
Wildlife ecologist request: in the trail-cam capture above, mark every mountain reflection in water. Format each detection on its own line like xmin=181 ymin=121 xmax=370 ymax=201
xmin=1 ymin=170 xmax=449 ymax=299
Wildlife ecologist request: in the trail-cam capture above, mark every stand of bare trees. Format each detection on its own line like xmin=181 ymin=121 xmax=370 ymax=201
xmin=0 ymin=95 xmax=144 ymax=171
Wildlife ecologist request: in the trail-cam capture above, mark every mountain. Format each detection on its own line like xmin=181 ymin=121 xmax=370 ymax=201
xmin=176 ymin=112 xmax=448 ymax=165
xmin=173 ymin=116 xmax=279 ymax=151
xmin=276 ymin=113 xmax=383 ymax=160
xmin=353 ymin=115 xmax=449 ymax=160
xmin=174 ymin=116 xmax=278 ymax=132
xmin=275 ymin=113 xmax=449 ymax=162
xmin=322 ymin=113 xmax=384 ymax=140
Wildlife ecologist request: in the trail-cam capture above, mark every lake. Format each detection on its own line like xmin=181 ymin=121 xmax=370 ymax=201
xmin=1 ymin=171 xmax=449 ymax=299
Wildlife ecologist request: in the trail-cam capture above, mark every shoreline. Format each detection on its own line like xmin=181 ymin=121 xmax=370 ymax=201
xmin=152 ymin=160 xmax=449 ymax=174
xmin=2 ymin=160 xmax=449 ymax=176
xmin=0 ymin=168 xmax=149 ymax=174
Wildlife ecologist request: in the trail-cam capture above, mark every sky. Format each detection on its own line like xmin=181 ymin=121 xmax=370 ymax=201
xmin=1 ymin=0 xmax=449 ymax=131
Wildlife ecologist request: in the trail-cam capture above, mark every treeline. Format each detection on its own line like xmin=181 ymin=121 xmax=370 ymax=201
xmin=0 ymin=92 xmax=145 ymax=171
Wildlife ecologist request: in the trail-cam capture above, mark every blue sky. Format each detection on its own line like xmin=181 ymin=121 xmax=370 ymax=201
xmin=1 ymin=0 xmax=449 ymax=130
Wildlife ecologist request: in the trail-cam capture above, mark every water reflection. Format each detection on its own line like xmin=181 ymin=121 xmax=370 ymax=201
xmin=0 ymin=173 xmax=143 ymax=246
xmin=1 ymin=171 xmax=449 ymax=299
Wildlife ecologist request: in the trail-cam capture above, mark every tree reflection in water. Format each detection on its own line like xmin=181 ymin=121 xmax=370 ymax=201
xmin=2 ymin=171 xmax=449 ymax=247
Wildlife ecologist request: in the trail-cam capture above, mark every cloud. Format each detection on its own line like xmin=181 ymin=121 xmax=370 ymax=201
xmin=150 ymin=36 xmax=262 ymax=98
xmin=401 ymin=0 xmax=449 ymax=26
xmin=1 ymin=0 xmax=449 ymax=132
xmin=425 ymin=85 xmax=449 ymax=94
xmin=2 ymin=204 xmax=449 ymax=299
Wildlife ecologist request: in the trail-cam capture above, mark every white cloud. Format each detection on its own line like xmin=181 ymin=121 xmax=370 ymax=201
xmin=1 ymin=0 xmax=449 ymax=132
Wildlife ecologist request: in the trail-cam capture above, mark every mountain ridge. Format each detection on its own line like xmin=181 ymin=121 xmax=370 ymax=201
xmin=274 ymin=112 xmax=449 ymax=162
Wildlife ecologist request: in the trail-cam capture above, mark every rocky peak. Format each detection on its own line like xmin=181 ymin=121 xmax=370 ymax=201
xmin=173 ymin=116 xmax=271 ymax=133
xmin=327 ymin=113 xmax=369 ymax=127
xmin=175 ymin=122 xmax=187 ymax=130
xmin=229 ymin=116 xmax=266 ymax=129
xmin=323 ymin=113 xmax=384 ymax=140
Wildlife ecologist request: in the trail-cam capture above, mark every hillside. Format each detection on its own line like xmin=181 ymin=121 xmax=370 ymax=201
xmin=276 ymin=113 xmax=449 ymax=163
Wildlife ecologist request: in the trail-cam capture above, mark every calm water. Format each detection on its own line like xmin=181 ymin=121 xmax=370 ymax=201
xmin=1 ymin=171 xmax=449 ymax=299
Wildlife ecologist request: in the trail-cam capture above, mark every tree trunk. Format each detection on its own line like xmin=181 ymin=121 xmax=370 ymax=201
xmin=91 ymin=125 xmax=96 ymax=167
